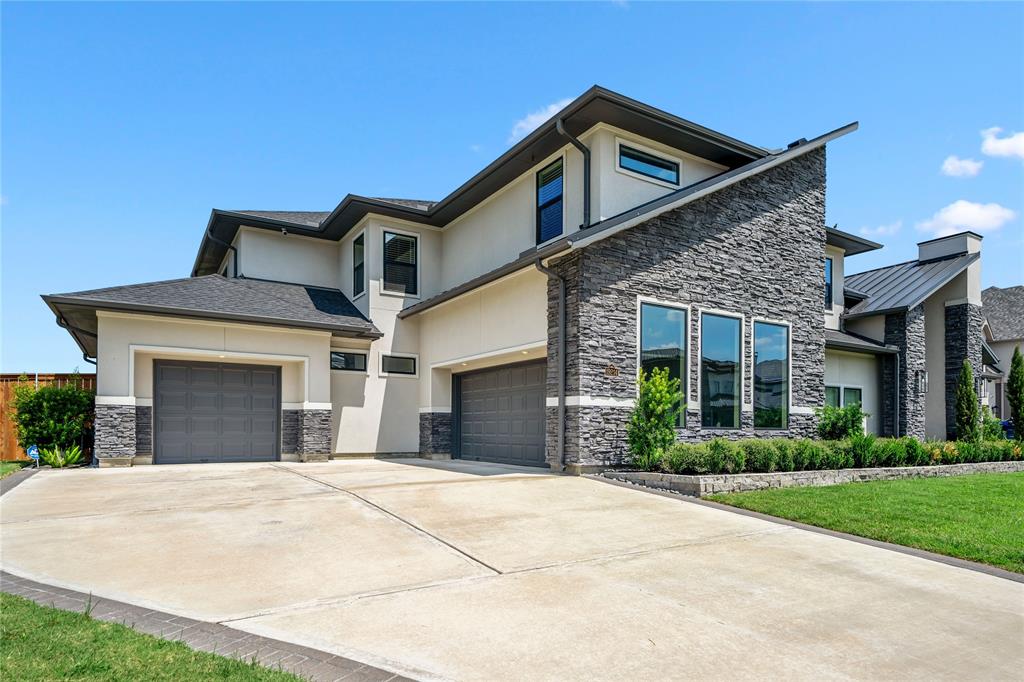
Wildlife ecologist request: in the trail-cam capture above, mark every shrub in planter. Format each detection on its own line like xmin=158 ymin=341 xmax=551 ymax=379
xmin=771 ymin=439 xmax=796 ymax=472
xmin=821 ymin=441 xmax=853 ymax=469
xmin=663 ymin=443 xmax=720 ymax=475
xmin=627 ymin=368 xmax=679 ymax=472
xmin=981 ymin=406 xmax=1004 ymax=441
xmin=793 ymin=439 xmax=824 ymax=470
xmin=709 ymin=438 xmax=744 ymax=474
xmin=846 ymin=433 xmax=877 ymax=468
xmin=954 ymin=360 xmax=980 ymax=442
xmin=904 ymin=437 xmax=929 ymax=466
xmin=815 ymin=404 xmax=866 ymax=440
xmin=957 ymin=440 xmax=982 ymax=464
xmin=740 ymin=439 xmax=778 ymax=473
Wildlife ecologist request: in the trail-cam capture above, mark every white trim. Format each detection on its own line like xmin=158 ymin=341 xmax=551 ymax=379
xmin=380 ymin=226 xmax=422 ymax=300
xmin=282 ymin=402 xmax=332 ymax=410
xmin=96 ymin=310 xmax=331 ymax=338
xmin=95 ymin=395 xmax=136 ymax=406
xmin=546 ymin=395 xmax=636 ymax=408
xmin=352 ymin=229 xmax=367 ymax=300
xmin=945 ymin=298 xmax=970 ymax=307
xmin=135 ymin=397 xmax=153 ymax=407
xmin=615 ymin=136 xmax=682 ymax=190
xmin=418 ymin=406 xmax=452 ymax=414
xmin=791 ymin=406 xmax=815 ymax=415
xmin=379 ymin=351 xmax=419 ymax=378
xmin=696 ymin=308 xmax=745 ymax=430
xmin=432 ymin=340 xmax=546 ymax=370
xmin=636 ymin=295 xmax=690 ymax=418
xmin=586 ymin=122 xmax=730 ymax=171
xmin=751 ymin=317 xmax=793 ymax=430
xmin=825 ymin=383 xmax=865 ymax=408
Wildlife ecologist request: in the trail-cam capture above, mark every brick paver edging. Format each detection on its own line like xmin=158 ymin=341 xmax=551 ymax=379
xmin=0 ymin=571 xmax=410 ymax=682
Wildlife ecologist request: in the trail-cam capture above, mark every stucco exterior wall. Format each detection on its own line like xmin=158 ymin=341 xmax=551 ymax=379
xmin=236 ymin=227 xmax=340 ymax=289
xmin=824 ymin=349 xmax=881 ymax=434
xmin=846 ymin=314 xmax=885 ymax=343
xmin=824 ymin=245 xmax=845 ymax=331
xmin=923 ymin=273 xmax=969 ymax=439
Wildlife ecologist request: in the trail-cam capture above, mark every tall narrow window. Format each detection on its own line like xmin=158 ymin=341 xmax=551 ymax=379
xmin=753 ymin=321 xmax=789 ymax=429
xmin=825 ymin=386 xmax=841 ymax=408
xmin=701 ymin=313 xmax=741 ymax=429
xmin=843 ymin=387 xmax=862 ymax=407
xmin=536 ymin=159 xmax=563 ymax=244
xmin=383 ymin=231 xmax=417 ymax=295
xmin=640 ymin=303 xmax=687 ymax=426
xmin=352 ymin=233 xmax=365 ymax=297
xmin=825 ymin=257 xmax=834 ymax=310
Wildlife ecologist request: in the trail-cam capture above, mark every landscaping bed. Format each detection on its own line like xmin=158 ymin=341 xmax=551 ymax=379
xmin=705 ymin=473 xmax=1024 ymax=574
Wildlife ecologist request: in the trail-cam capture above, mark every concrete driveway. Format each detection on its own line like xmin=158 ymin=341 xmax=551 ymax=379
xmin=2 ymin=459 xmax=1021 ymax=681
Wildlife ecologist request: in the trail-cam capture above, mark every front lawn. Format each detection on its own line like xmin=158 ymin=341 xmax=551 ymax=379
xmin=708 ymin=472 xmax=1024 ymax=574
xmin=0 ymin=593 xmax=300 ymax=681
xmin=0 ymin=462 xmax=28 ymax=480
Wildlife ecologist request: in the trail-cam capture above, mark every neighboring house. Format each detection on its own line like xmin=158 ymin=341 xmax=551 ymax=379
xmin=981 ymin=285 xmax=1024 ymax=420
xmin=44 ymin=85 xmax=987 ymax=472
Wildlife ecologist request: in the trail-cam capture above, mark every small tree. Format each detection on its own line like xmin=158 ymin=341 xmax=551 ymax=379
xmin=10 ymin=374 xmax=95 ymax=452
xmin=1008 ymin=346 xmax=1024 ymax=441
xmin=626 ymin=367 xmax=680 ymax=471
xmin=955 ymin=359 xmax=979 ymax=442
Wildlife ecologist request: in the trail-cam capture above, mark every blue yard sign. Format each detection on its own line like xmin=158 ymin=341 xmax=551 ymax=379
xmin=27 ymin=445 xmax=40 ymax=467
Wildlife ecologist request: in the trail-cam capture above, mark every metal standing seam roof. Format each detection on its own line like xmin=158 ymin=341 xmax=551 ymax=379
xmin=843 ymin=252 xmax=980 ymax=319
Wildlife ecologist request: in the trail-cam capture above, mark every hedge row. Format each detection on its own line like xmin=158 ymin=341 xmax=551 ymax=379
xmin=655 ymin=436 xmax=1023 ymax=476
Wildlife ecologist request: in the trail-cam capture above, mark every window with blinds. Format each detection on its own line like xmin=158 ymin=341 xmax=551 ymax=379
xmin=353 ymin=233 xmax=365 ymax=297
xmin=383 ymin=231 xmax=418 ymax=296
xmin=536 ymin=159 xmax=563 ymax=244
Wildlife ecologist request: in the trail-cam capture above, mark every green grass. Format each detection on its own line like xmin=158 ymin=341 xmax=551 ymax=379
xmin=0 ymin=462 xmax=28 ymax=480
xmin=0 ymin=593 xmax=301 ymax=681
xmin=708 ymin=472 xmax=1024 ymax=574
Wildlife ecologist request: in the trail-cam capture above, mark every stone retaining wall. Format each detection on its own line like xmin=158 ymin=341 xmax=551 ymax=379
xmin=602 ymin=460 xmax=1024 ymax=496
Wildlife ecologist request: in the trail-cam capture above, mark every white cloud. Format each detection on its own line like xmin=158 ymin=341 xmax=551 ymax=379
xmin=508 ymin=98 xmax=572 ymax=144
xmin=469 ymin=144 xmax=482 ymax=153
xmin=940 ymin=155 xmax=983 ymax=177
xmin=859 ymin=220 xmax=902 ymax=237
xmin=981 ymin=127 xmax=1024 ymax=160
xmin=916 ymin=200 xmax=1016 ymax=237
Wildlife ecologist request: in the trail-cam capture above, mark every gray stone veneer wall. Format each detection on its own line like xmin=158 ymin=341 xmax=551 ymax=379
xmin=546 ymin=147 xmax=828 ymax=467
xmin=944 ymin=302 xmax=984 ymax=439
xmin=282 ymin=410 xmax=300 ymax=455
xmin=884 ymin=305 xmax=927 ymax=439
xmin=281 ymin=409 xmax=332 ymax=456
xmin=419 ymin=412 xmax=452 ymax=456
xmin=135 ymin=406 xmax=153 ymax=456
xmin=94 ymin=403 xmax=136 ymax=458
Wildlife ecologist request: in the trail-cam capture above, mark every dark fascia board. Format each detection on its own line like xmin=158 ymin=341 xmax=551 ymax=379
xmin=843 ymin=252 xmax=980 ymax=321
xmin=194 ymin=86 xmax=770 ymax=276
xmin=41 ymin=294 xmax=383 ymax=340
xmin=826 ymin=226 xmax=882 ymax=256
xmin=42 ymin=299 xmax=98 ymax=359
xmin=917 ymin=230 xmax=984 ymax=246
xmin=825 ymin=333 xmax=899 ymax=355
xmin=982 ymin=340 xmax=1002 ymax=371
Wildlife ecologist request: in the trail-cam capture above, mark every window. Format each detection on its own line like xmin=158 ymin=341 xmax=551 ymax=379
xmin=825 ymin=386 xmax=841 ymax=408
xmin=619 ymin=144 xmax=680 ymax=185
xmin=352 ymin=233 xmax=365 ymax=297
xmin=383 ymin=231 xmax=417 ymax=295
xmin=331 ymin=351 xmax=366 ymax=372
xmin=843 ymin=387 xmax=862 ymax=407
xmin=536 ymin=159 xmax=563 ymax=243
xmin=753 ymin=321 xmax=789 ymax=429
xmin=701 ymin=313 xmax=741 ymax=428
xmin=826 ymin=385 xmax=861 ymax=408
xmin=381 ymin=354 xmax=416 ymax=376
xmin=640 ymin=302 xmax=687 ymax=426
xmin=825 ymin=257 xmax=833 ymax=310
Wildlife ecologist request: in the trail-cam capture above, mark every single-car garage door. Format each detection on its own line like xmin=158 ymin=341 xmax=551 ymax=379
xmin=154 ymin=360 xmax=280 ymax=464
xmin=457 ymin=361 xmax=546 ymax=467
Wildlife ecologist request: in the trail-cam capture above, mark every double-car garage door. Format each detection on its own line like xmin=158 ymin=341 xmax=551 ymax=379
xmin=457 ymin=361 xmax=546 ymax=467
xmin=154 ymin=360 xmax=281 ymax=464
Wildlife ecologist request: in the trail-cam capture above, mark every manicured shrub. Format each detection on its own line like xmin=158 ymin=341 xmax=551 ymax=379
xmin=771 ymin=439 xmax=796 ymax=472
xmin=845 ymin=433 xmax=876 ymax=468
xmin=815 ymin=404 xmax=866 ymax=440
xmin=708 ymin=438 xmax=744 ymax=474
xmin=10 ymin=375 xmax=94 ymax=452
xmin=955 ymin=360 xmax=980 ymax=442
xmin=904 ymin=437 xmax=929 ymax=466
xmin=741 ymin=439 xmax=778 ymax=473
xmin=868 ymin=438 xmax=903 ymax=468
xmin=821 ymin=441 xmax=853 ymax=470
xmin=1008 ymin=346 xmax=1024 ymax=442
xmin=627 ymin=367 xmax=679 ymax=471
xmin=981 ymin=406 xmax=1004 ymax=441
xmin=663 ymin=443 xmax=720 ymax=474
xmin=957 ymin=440 xmax=982 ymax=464
xmin=792 ymin=439 xmax=824 ymax=470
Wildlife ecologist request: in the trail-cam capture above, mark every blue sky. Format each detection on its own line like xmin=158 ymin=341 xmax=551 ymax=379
xmin=2 ymin=2 xmax=1022 ymax=373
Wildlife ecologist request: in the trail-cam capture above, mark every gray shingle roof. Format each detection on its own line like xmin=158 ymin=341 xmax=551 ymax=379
xmin=44 ymin=275 xmax=380 ymax=338
xmin=844 ymin=252 xmax=979 ymax=319
xmin=371 ymin=198 xmax=437 ymax=211
xmin=982 ymin=285 xmax=1024 ymax=341
xmin=232 ymin=211 xmax=331 ymax=227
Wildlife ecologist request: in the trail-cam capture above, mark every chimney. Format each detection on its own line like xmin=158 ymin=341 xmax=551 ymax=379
xmin=917 ymin=231 xmax=982 ymax=262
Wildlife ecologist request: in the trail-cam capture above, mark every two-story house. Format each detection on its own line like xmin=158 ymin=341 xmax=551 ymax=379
xmin=44 ymin=86 xmax=990 ymax=472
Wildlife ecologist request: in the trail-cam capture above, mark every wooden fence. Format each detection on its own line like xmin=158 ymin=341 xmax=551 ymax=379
xmin=0 ymin=373 xmax=96 ymax=461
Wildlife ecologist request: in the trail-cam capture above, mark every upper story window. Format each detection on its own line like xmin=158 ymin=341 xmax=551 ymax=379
xmin=619 ymin=144 xmax=680 ymax=185
xmin=352 ymin=233 xmax=365 ymax=297
xmin=383 ymin=231 xmax=418 ymax=296
xmin=753 ymin=321 xmax=789 ymax=430
xmin=639 ymin=302 xmax=687 ymax=426
xmin=701 ymin=312 xmax=742 ymax=429
xmin=824 ymin=257 xmax=834 ymax=310
xmin=536 ymin=159 xmax=564 ymax=244
xmin=331 ymin=351 xmax=367 ymax=372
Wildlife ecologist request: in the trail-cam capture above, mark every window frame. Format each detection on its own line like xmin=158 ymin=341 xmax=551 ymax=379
xmin=826 ymin=383 xmax=864 ymax=408
xmin=825 ymin=257 xmax=834 ymax=310
xmin=825 ymin=385 xmax=841 ymax=408
xmin=636 ymin=296 xmax=690 ymax=426
xmin=379 ymin=352 xmax=419 ymax=378
xmin=697 ymin=308 xmax=745 ymax=431
xmin=381 ymin=227 xmax=420 ymax=299
xmin=751 ymin=317 xmax=792 ymax=431
xmin=352 ymin=231 xmax=366 ymax=299
xmin=330 ymin=349 xmax=368 ymax=374
xmin=535 ymin=156 xmax=565 ymax=245
xmin=615 ymin=137 xmax=682 ymax=188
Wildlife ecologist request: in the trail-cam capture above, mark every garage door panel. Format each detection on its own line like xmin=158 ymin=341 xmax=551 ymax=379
xmin=458 ymin=361 xmax=546 ymax=467
xmin=159 ymin=391 xmax=188 ymax=411
xmin=190 ymin=391 xmax=219 ymax=411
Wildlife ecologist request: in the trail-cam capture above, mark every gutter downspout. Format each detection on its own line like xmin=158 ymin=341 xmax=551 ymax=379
xmin=205 ymin=227 xmax=240 ymax=277
xmin=55 ymin=314 xmax=97 ymax=365
xmin=556 ymin=118 xmax=591 ymax=228
xmin=535 ymin=258 xmax=565 ymax=470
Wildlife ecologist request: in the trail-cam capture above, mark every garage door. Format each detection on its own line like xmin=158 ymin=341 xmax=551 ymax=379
xmin=457 ymin=361 xmax=546 ymax=467
xmin=154 ymin=360 xmax=280 ymax=464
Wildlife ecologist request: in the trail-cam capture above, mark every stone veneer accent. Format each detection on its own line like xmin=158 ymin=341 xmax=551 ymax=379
xmin=94 ymin=403 xmax=136 ymax=459
xmin=883 ymin=305 xmax=927 ymax=439
xmin=135 ymin=405 xmax=153 ymax=456
xmin=945 ymin=302 xmax=984 ymax=439
xmin=281 ymin=409 xmax=332 ymax=459
xmin=546 ymin=147 xmax=827 ymax=467
xmin=604 ymin=460 xmax=1024 ymax=497
xmin=419 ymin=411 xmax=452 ymax=457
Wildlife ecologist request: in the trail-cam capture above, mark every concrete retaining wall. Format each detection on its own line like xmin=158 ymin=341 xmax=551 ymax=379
xmin=602 ymin=460 xmax=1024 ymax=496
